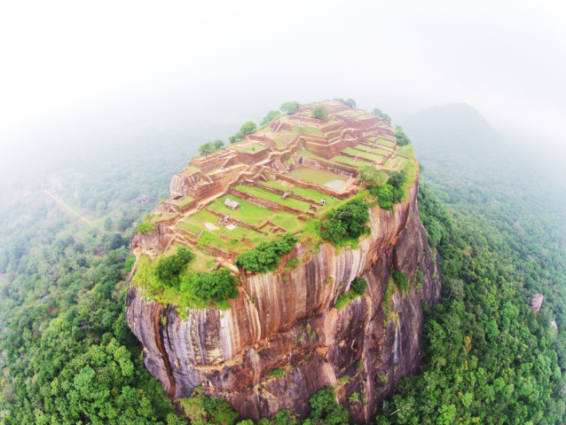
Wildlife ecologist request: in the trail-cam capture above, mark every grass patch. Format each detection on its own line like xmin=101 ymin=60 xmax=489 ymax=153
xmin=343 ymin=148 xmax=383 ymax=163
xmin=232 ymin=142 xmax=268 ymax=154
xmin=286 ymin=167 xmax=347 ymax=186
xmin=376 ymin=138 xmax=395 ymax=147
xmin=331 ymin=155 xmax=368 ymax=168
xmin=234 ymin=185 xmax=312 ymax=211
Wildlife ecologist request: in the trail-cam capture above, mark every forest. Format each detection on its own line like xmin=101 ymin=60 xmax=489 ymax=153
xmin=1 ymin=103 xmax=565 ymax=424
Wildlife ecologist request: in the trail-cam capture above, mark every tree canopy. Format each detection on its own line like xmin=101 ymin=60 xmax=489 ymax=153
xmin=280 ymin=101 xmax=300 ymax=115
xmin=312 ymin=104 xmax=329 ymax=120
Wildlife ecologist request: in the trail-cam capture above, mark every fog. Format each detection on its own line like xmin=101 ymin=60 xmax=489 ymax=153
xmin=1 ymin=0 xmax=565 ymax=194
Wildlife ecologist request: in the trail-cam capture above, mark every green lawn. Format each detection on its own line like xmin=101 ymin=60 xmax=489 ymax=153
xmin=293 ymin=125 xmax=323 ymax=137
xmin=234 ymin=185 xmax=313 ymax=211
xmin=376 ymin=138 xmax=395 ymax=147
xmin=273 ymin=136 xmax=287 ymax=150
xmin=343 ymin=148 xmax=383 ymax=163
xmin=263 ymin=180 xmax=346 ymax=213
xmin=287 ymin=167 xmax=347 ymax=187
xmin=331 ymin=155 xmax=370 ymax=168
xmin=232 ymin=142 xmax=268 ymax=153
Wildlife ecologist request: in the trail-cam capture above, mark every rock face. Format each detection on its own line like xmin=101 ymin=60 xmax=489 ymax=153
xmin=126 ymin=181 xmax=441 ymax=423
xmin=529 ymin=293 xmax=544 ymax=314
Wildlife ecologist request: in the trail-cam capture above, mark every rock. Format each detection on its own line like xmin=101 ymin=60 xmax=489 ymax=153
xmin=551 ymin=320 xmax=558 ymax=330
xmin=529 ymin=293 xmax=544 ymax=314
xmin=130 ymin=195 xmax=156 ymax=205
xmin=126 ymin=180 xmax=441 ymax=423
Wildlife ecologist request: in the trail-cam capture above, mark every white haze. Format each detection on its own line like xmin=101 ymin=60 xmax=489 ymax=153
xmin=1 ymin=0 xmax=565 ymax=189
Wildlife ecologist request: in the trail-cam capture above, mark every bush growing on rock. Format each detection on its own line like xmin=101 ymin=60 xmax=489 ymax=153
xmin=321 ymin=198 xmax=370 ymax=243
xmin=237 ymin=233 xmax=298 ymax=273
xmin=155 ymin=247 xmax=194 ymax=287
xmin=391 ymin=269 xmax=409 ymax=294
xmin=190 ymin=268 xmax=239 ymax=302
xmin=395 ymin=129 xmax=411 ymax=146
xmin=137 ymin=220 xmax=155 ymax=234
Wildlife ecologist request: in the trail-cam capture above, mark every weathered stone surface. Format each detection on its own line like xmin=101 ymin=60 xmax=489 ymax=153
xmin=126 ymin=179 xmax=441 ymax=423
xmin=529 ymin=293 xmax=544 ymax=314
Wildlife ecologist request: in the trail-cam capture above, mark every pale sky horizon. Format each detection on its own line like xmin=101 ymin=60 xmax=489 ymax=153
xmin=1 ymin=0 xmax=565 ymax=185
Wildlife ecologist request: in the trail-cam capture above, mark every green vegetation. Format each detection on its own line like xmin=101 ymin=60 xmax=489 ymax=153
xmin=180 ymin=387 xmax=240 ymax=425
xmin=260 ymin=110 xmax=282 ymax=126
xmin=367 ymin=169 xmax=408 ymax=212
xmin=280 ymin=101 xmax=300 ymax=115
xmin=371 ymin=108 xmax=391 ymax=123
xmin=394 ymin=129 xmax=411 ymax=146
xmin=155 ymin=246 xmax=195 ymax=287
xmin=312 ymin=104 xmax=329 ymax=119
xmin=229 ymin=121 xmax=258 ymax=143
xmin=137 ymin=218 xmax=156 ymax=234
xmin=335 ymin=98 xmax=357 ymax=108
xmin=268 ymin=368 xmax=285 ymax=378
xmin=390 ymin=269 xmax=409 ymax=295
xmin=321 ymin=198 xmax=370 ymax=244
xmin=237 ymin=233 xmax=298 ymax=273
xmin=286 ymin=166 xmax=347 ymax=187
xmin=359 ymin=165 xmax=387 ymax=186
xmin=374 ymin=104 xmax=566 ymax=424
xmin=190 ymin=268 xmax=239 ymax=302
xmin=235 ymin=185 xmax=312 ymax=211
xmin=335 ymin=277 xmax=367 ymax=309
xmin=307 ymin=386 xmax=349 ymax=424
xmin=199 ymin=139 xmax=224 ymax=156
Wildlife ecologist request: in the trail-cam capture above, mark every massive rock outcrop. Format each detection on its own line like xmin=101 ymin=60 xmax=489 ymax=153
xmin=126 ymin=180 xmax=441 ymax=423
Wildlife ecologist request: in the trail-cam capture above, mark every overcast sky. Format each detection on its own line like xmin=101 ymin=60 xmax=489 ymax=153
xmin=1 ymin=0 xmax=565 ymax=184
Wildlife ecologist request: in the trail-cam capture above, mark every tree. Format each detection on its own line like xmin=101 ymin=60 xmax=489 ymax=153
xmin=359 ymin=165 xmax=387 ymax=186
xmin=240 ymin=121 xmax=257 ymax=136
xmin=237 ymin=233 xmax=298 ymax=273
xmin=212 ymin=139 xmax=224 ymax=150
xmin=190 ymin=268 xmax=239 ymax=302
xmin=344 ymin=98 xmax=356 ymax=108
xmin=312 ymin=105 xmax=329 ymax=120
xmin=335 ymin=98 xmax=356 ymax=108
xmin=394 ymin=130 xmax=411 ymax=146
xmin=199 ymin=141 xmax=214 ymax=156
xmin=155 ymin=247 xmax=194 ymax=287
xmin=322 ymin=198 xmax=370 ymax=243
xmin=104 ymin=217 xmax=114 ymax=231
xmin=261 ymin=110 xmax=281 ymax=126
xmin=371 ymin=108 xmax=391 ymax=123
xmin=281 ymin=101 xmax=300 ymax=115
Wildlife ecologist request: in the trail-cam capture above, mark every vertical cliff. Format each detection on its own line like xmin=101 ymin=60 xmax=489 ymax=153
xmin=126 ymin=180 xmax=441 ymax=423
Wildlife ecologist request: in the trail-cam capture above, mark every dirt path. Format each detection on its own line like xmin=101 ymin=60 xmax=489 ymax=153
xmin=42 ymin=189 xmax=97 ymax=228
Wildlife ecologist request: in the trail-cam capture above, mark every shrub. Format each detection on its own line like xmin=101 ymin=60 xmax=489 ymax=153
xmin=312 ymin=104 xmax=329 ymax=119
xmin=335 ymin=277 xmax=367 ymax=309
xmin=321 ymin=198 xmax=370 ymax=243
xmin=181 ymin=387 xmax=240 ymax=425
xmin=391 ymin=269 xmax=409 ymax=294
xmin=285 ymin=258 xmax=299 ymax=270
xmin=281 ymin=101 xmax=300 ymax=115
xmin=308 ymin=386 xmax=349 ymax=424
xmin=335 ymin=98 xmax=357 ymax=108
xmin=190 ymin=268 xmax=239 ymax=302
xmin=351 ymin=277 xmax=367 ymax=295
xmin=260 ymin=110 xmax=281 ymax=126
xmin=137 ymin=221 xmax=155 ymax=234
xmin=154 ymin=247 xmax=194 ymax=287
xmin=237 ymin=233 xmax=298 ymax=273
xmin=268 ymin=368 xmax=284 ymax=378
xmin=395 ymin=129 xmax=411 ymax=146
